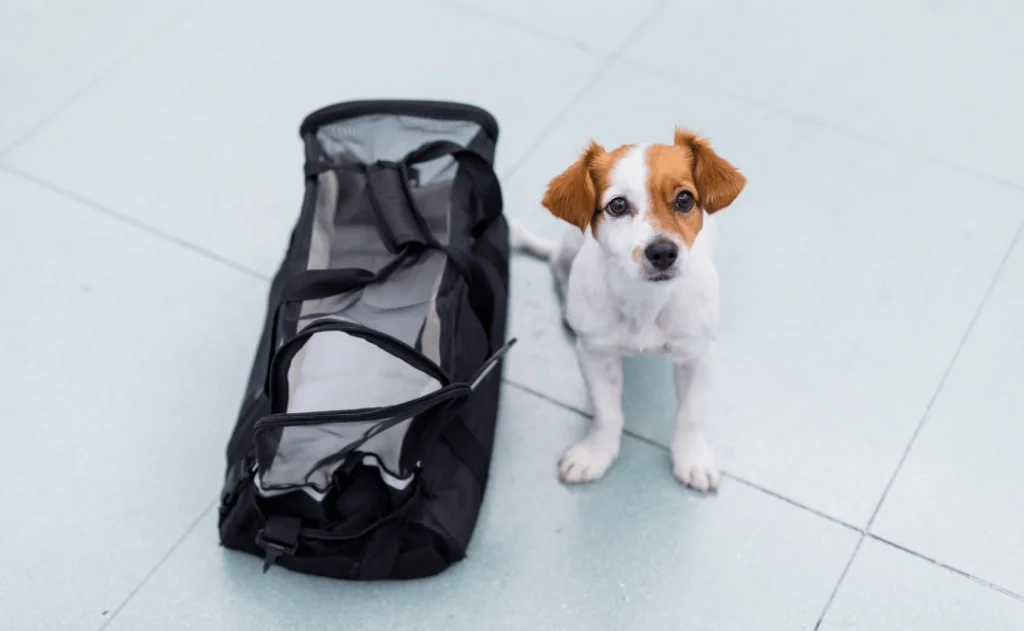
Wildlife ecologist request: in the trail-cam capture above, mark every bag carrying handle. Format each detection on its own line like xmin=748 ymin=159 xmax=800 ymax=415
xmin=268 ymin=319 xmax=450 ymax=415
xmin=400 ymin=140 xmax=503 ymax=238
xmin=305 ymin=140 xmax=503 ymax=240
xmin=253 ymin=383 xmax=472 ymax=489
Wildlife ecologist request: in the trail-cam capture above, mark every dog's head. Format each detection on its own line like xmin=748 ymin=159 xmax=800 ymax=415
xmin=541 ymin=129 xmax=745 ymax=282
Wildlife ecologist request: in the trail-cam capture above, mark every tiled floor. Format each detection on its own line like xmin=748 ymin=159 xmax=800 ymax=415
xmin=2 ymin=0 xmax=1022 ymax=629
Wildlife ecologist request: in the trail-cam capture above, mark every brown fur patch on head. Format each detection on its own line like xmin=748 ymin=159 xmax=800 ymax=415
xmin=673 ymin=128 xmax=746 ymax=213
xmin=646 ymin=143 xmax=704 ymax=246
xmin=542 ymin=142 xmax=634 ymax=234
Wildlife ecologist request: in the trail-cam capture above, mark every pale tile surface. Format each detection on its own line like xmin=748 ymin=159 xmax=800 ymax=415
xmin=0 ymin=173 xmax=267 ymax=631
xmin=445 ymin=0 xmax=664 ymax=52
xmin=0 ymin=0 xmax=191 ymax=152
xmin=872 ymin=234 xmax=1024 ymax=594
xmin=625 ymin=0 xmax=1024 ymax=186
xmin=820 ymin=539 xmax=1024 ymax=630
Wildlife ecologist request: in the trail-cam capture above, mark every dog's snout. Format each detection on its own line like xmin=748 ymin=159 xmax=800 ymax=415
xmin=644 ymin=240 xmax=678 ymax=270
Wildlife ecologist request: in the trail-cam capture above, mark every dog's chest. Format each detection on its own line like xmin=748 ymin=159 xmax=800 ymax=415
xmin=578 ymin=289 xmax=714 ymax=359
xmin=616 ymin=302 xmax=709 ymax=358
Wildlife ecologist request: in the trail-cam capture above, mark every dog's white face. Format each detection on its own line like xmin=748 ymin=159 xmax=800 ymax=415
xmin=542 ymin=129 xmax=746 ymax=282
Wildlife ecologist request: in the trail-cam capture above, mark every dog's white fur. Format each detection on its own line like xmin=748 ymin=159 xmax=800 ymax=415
xmin=511 ymin=142 xmax=733 ymax=492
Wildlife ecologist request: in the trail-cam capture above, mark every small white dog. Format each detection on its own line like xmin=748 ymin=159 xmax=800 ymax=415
xmin=510 ymin=128 xmax=746 ymax=492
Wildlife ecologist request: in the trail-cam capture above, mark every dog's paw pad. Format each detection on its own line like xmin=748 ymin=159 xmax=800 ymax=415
xmin=558 ymin=440 xmax=618 ymax=484
xmin=672 ymin=435 xmax=720 ymax=493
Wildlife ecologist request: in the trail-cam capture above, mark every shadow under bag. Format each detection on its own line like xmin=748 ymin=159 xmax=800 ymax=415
xmin=218 ymin=100 xmax=514 ymax=579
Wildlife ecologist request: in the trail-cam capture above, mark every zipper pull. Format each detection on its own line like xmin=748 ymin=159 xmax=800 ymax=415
xmin=469 ymin=338 xmax=517 ymax=390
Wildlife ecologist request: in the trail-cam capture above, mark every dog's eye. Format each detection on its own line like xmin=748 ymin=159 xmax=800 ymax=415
xmin=605 ymin=196 xmax=629 ymax=216
xmin=674 ymin=191 xmax=695 ymax=212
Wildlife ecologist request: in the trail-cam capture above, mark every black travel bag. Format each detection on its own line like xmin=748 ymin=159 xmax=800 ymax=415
xmin=218 ymin=100 xmax=513 ymax=579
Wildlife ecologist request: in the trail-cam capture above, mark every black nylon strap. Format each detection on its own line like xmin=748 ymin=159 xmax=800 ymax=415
xmin=279 ymin=267 xmax=376 ymax=304
xmin=401 ymin=140 xmax=502 ymax=238
xmin=268 ymin=319 xmax=450 ymax=414
xmin=253 ymin=384 xmax=471 ymax=490
xmin=304 ymin=159 xmax=364 ymax=179
xmin=277 ymin=242 xmax=427 ymax=306
xmin=397 ymin=339 xmax=515 ymax=474
xmin=363 ymin=161 xmax=431 ymax=253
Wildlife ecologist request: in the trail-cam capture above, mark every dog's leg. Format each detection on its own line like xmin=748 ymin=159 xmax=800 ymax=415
xmin=559 ymin=346 xmax=624 ymax=483
xmin=670 ymin=340 xmax=720 ymax=492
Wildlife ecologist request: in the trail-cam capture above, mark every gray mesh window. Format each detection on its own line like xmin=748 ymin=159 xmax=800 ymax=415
xmin=257 ymin=114 xmax=481 ymax=496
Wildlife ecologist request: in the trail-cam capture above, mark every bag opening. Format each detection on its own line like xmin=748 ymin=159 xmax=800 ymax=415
xmin=259 ymin=329 xmax=443 ymax=494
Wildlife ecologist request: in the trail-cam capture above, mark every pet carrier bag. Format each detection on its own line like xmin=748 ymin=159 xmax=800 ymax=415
xmin=218 ymin=100 xmax=514 ymax=580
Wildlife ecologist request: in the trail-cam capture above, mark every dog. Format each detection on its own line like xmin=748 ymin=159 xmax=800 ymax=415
xmin=510 ymin=128 xmax=746 ymax=492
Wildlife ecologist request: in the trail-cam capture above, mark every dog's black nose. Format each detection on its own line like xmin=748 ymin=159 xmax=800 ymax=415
xmin=644 ymin=240 xmax=679 ymax=270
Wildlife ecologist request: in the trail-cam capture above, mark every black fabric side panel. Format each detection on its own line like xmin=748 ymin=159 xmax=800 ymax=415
xmin=442 ymin=417 xmax=490 ymax=489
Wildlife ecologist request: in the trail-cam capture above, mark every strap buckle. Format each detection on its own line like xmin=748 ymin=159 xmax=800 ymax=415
xmin=255 ymin=515 xmax=302 ymax=573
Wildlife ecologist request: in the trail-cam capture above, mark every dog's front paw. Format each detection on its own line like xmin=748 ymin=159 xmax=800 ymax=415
xmin=558 ymin=434 xmax=619 ymax=484
xmin=671 ymin=433 xmax=720 ymax=493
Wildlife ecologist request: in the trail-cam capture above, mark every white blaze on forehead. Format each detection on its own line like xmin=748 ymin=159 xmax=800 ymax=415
xmin=598 ymin=144 xmax=659 ymax=257
xmin=602 ymin=144 xmax=650 ymax=215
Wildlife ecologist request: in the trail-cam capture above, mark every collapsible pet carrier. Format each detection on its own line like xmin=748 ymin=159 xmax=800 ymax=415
xmin=218 ymin=100 xmax=513 ymax=580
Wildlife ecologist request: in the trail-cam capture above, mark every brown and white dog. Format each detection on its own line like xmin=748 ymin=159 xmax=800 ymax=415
xmin=510 ymin=129 xmax=746 ymax=492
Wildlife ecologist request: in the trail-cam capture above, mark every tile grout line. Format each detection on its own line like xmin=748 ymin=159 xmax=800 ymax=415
xmin=436 ymin=0 xmax=1024 ymax=193
xmin=611 ymin=54 xmax=1024 ymax=195
xmin=96 ymin=500 xmax=215 ymax=631
xmin=812 ymin=216 xmax=1024 ymax=630
xmin=0 ymin=164 xmax=270 ymax=283
xmin=506 ymin=373 xmax=1024 ymax=611
xmin=0 ymin=1 xmax=200 ymax=158
xmin=868 ymin=534 xmax=1024 ymax=604
xmin=428 ymin=0 xmax=1024 ymax=192
xmin=721 ymin=472 xmax=863 ymax=535
xmin=503 ymin=378 xmax=591 ymax=418
xmin=502 ymin=379 xmax=865 ymax=534
xmin=864 ymin=216 xmax=1024 ymax=531
xmin=812 ymin=536 xmax=867 ymax=631
xmin=436 ymin=0 xmax=601 ymax=56
xmin=499 ymin=0 xmax=674 ymax=183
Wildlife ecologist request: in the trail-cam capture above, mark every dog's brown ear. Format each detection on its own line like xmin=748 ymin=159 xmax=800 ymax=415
xmin=674 ymin=129 xmax=746 ymax=213
xmin=541 ymin=141 xmax=605 ymax=232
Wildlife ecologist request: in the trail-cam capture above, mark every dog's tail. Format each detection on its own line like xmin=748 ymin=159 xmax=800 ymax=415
xmin=508 ymin=218 xmax=557 ymax=261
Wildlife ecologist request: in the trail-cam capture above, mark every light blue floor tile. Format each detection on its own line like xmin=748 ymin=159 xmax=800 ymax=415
xmin=871 ymin=233 xmax=1024 ymax=595
xmin=820 ymin=538 xmax=1024 ymax=630
xmin=623 ymin=0 xmax=1024 ymax=186
xmin=0 ymin=173 xmax=268 ymax=631
xmin=0 ymin=0 xmax=191 ymax=153
xmin=1 ymin=0 xmax=605 ymax=277
xmin=445 ymin=0 xmax=664 ymax=52
xmin=102 ymin=386 xmax=857 ymax=631
xmin=501 ymin=58 xmax=1024 ymax=526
